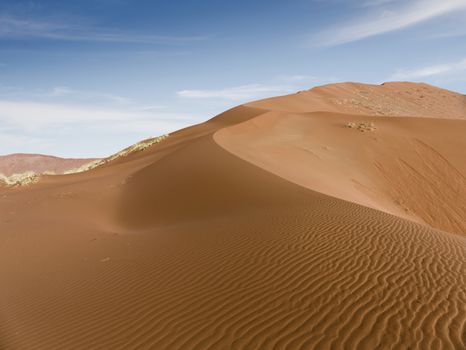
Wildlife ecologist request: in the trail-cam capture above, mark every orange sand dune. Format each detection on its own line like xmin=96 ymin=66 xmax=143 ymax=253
xmin=215 ymin=111 xmax=466 ymax=235
xmin=1 ymin=82 xmax=465 ymax=349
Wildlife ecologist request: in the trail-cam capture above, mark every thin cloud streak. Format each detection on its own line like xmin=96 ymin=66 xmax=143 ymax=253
xmin=177 ymin=75 xmax=338 ymax=102
xmin=0 ymin=16 xmax=207 ymax=44
xmin=389 ymin=58 xmax=466 ymax=80
xmin=359 ymin=0 xmax=400 ymax=7
xmin=0 ymin=100 xmax=195 ymax=132
xmin=316 ymin=0 xmax=466 ymax=46
xmin=46 ymin=86 xmax=133 ymax=104
xmin=177 ymin=84 xmax=293 ymax=101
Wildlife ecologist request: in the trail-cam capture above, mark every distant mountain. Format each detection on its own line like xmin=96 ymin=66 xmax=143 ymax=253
xmin=0 ymin=153 xmax=100 ymax=176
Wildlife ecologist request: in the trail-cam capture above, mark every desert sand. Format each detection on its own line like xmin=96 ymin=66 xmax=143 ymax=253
xmin=1 ymin=82 xmax=465 ymax=349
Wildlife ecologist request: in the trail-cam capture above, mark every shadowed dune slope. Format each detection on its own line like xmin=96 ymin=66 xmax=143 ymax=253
xmin=1 ymin=83 xmax=466 ymax=349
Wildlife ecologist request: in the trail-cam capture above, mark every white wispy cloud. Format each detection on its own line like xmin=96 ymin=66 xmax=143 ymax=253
xmin=0 ymin=100 xmax=192 ymax=132
xmin=177 ymin=84 xmax=292 ymax=101
xmin=360 ymin=0 xmax=400 ymax=7
xmin=0 ymin=131 xmax=42 ymax=154
xmin=46 ymin=86 xmax=132 ymax=104
xmin=0 ymin=15 xmax=207 ymax=44
xmin=389 ymin=58 xmax=466 ymax=80
xmin=177 ymin=75 xmax=337 ymax=102
xmin=316 ymin=0 xmax=466 ymax=46
xmin=0 ymin=99 xmax=198 ymax=157
xmin=177 ymin=73 xmax=339 ymax=102
xmin=277 ymin=74 xmax=318 ymax=82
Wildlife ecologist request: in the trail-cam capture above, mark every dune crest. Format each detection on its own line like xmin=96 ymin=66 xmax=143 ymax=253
xmin=1 ymin=82 xmax=465 ymax=349
xmin=248 ymin=82 xmax=466 ymax=119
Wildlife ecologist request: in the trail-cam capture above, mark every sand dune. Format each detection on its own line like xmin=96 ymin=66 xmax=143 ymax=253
xmin=1 ymin=82 xmax=465 ymax=349
xmin=215 ymin=111 xmax=466 ymax=235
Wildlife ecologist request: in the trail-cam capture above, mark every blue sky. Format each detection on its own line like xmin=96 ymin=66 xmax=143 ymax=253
xmin=1 ymin=0 xmax=465 ymax=157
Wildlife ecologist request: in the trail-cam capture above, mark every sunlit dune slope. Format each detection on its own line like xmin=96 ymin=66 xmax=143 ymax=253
xmin=215 ymin=111 xmax=466 ymax=236
xmin=216 ymin=82 xmax=466 ymax=235
xmin=0 ymin=83 xmax=465 ymax=349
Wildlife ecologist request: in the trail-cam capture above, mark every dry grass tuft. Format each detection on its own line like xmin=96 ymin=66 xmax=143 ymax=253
xmin=345 ymin=121 xmax=376 ymax=132
xmin=0 ymin=171 xmax=41 ymax=187
xmin=65 ymin=134 xmax=169 ymax=174
xmin=1 ymin=134 xmax=169 ymax=187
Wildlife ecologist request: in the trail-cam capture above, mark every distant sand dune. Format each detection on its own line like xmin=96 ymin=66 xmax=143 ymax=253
xmin=0 ymin=154 xmax=99 ymax=177
xmin=0 ymin=82 xmax=465 ymax=349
